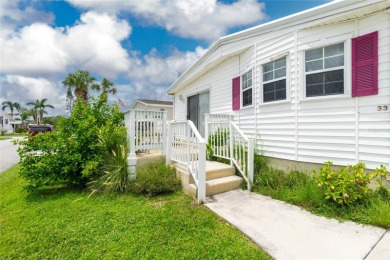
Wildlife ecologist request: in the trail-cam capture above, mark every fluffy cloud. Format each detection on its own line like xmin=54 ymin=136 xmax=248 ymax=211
xmin=0 ymin=2 xmax=216 ymax=115
xmin=67 ymin=0 xmax=266 ymax=42
xmin=130 ymin=47 xmax=207 ymax=85
xmin=124 ymin=46 xmax=206 ymax=103
xmin=0 ymin=75 xmax=66 ymax=114
xmin=0 ymin=0 xmax=54 ymax=37
xmin=0 ymin=11 xmax=131 ymax=78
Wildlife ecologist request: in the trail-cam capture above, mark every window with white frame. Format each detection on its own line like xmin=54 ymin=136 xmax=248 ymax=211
xmin=242 ymin=70 xmax=252 ymax=107
xmin=305 ymin=42 xmax=344 ymax=97
xmin=263 ymin=57 xmax=287 ymax=103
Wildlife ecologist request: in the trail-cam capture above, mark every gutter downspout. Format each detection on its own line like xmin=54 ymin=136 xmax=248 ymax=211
xmin=254 ymin=42 xmax=258 ymax=154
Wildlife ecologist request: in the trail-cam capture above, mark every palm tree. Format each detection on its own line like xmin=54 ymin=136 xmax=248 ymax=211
xmin=2 ymin=101 xmax=21 ymax=118
xmin=27 ymin=99 xmax=54 ymax=124
xmin=97 ymin=78 xmax=117 ymax=102
xmin=19 ymin=107 xmax=31 ymax=129
xmin=26 ymin=100 xmax=39 ymax=124
xmin=63 ymin=70 xmax=99 ymax=104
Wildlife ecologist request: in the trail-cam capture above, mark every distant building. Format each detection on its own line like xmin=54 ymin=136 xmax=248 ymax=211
xmin=0 ymin=111 xmax=21 ymax=133
xmin=130 ymin=99 xmax=173 ymax=120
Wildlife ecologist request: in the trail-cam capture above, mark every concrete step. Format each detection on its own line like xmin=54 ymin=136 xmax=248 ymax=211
xmin=173 ymin=161 xmax=235 ymax=181
xmin=204 ymin=161 xmax=235 ymax=180
xmin=173 ymin=160 xmax=243 ymax=199
xmin=189 ymin=175 xmax=243 ymax=197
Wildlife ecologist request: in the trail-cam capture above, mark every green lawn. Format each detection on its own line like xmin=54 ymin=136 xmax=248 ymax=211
xmin=0 ymin=165 xmax=270 ymax=259
xmin=0 ymin=136 xmax=12 ymax=141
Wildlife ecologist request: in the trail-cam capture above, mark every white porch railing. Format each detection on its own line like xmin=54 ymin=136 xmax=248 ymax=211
xmin=124 ymin=109 xmax=167 ymax=157
xmin=205 ymin=113 xmax=254 ymax=190
xmin=166 ymin=120 xmax=206 ymax=204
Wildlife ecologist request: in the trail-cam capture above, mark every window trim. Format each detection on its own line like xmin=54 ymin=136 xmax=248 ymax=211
xmin=241 ymin=68 xmax=253 ymax=108
xmin=259 ymin=55 xmax=290 ymax=106
xmin=262 ymin=56 xmax=288 ymax=104
xmin=300 ymin=39 xmax=351 ymax=101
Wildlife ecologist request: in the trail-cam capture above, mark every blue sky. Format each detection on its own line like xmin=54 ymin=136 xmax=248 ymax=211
xmin=0 ymin=0 xmax=330 ymax=115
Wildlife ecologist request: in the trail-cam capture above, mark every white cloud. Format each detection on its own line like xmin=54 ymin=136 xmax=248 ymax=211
xmin=64 ymin=11 xmax=131 ymax=78
xmin=128 ymin=46 xmax=206 ymax=91
xmin=0 ymin=75 xmax=66 ymax=114
xmin=0 ymin=0 xmax=55 ymax=38
xmin=0 ymin=11 xmax=131 ymax=78
xmin=67 ymin=0 xmax=266 ymax=42
xmin=0 ymin=3 xmax=212 ymax=114
xmin=1 ymin=23 xmax=68 ymax=75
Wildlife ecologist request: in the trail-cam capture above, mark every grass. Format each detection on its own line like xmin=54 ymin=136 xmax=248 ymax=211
xmin=0 ymin=165 xmax=270 ymax=259
xmin=0 ymin=133 xmax=27 ymax=140
xmin=252 ymin=165 xmax=390 ymax=229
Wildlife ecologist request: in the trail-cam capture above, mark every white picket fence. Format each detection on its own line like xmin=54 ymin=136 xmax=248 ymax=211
xmin=124 ymin=109 xmax=167 ymax=157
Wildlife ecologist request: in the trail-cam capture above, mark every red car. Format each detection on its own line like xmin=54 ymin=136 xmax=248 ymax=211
xmin=28 ymin=125 xmax=53 ymax=136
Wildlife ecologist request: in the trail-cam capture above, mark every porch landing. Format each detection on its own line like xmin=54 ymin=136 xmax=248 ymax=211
xmin=205 ymin=189 xmax=389 ymax=259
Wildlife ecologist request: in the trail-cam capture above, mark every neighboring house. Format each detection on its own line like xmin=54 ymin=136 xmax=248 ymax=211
xmin=167 ymin=0 xmax=390 ymax=170
xmin=0 ymin=111 xmax=21 ymax=133
xmin=130 ymin=99 xmax=173 ymax=120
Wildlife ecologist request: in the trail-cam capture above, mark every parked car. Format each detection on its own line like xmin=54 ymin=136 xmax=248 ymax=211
xmin=28 ymin=125 xmax=53 ymax=136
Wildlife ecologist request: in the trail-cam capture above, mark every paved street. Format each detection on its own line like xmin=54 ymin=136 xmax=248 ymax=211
xmin=0 ymin=138 xmax=21 ymax=173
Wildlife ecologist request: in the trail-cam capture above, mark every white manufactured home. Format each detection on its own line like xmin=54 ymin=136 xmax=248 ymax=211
xmin=167 ymin=0 xmax=390 ymax=172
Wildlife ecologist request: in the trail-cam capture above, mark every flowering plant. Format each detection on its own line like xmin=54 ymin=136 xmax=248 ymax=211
xmin=314 ymin=162 xmax=388 ymax=206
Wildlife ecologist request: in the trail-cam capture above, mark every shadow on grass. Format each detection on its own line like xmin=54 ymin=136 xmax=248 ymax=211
xmin=25 ymin=184 xmax=85 ymax=202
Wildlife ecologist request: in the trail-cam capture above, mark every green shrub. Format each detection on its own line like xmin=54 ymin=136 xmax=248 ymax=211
xmin=88 ymin=124 xmax=130 ymax=193
xmin=16 ymin=98 xmax=125 ymax=191
xmin=314 ymin=162 xmax=388 ymax=206
xmin=1 ymin=130 xmax=6 ymax=136
xmin=130 ymin=160 xmax=181 ymax=196
xmin=15 ymin=127 xmax=25 ymax=133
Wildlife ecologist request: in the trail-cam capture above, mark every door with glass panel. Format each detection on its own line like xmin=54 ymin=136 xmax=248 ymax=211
xmin=187 ymin=92 xmax=209 ymax=137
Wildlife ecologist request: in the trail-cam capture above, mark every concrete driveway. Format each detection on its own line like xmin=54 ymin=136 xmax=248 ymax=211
xmin=0 ymin=137 xmax=22 ymax=173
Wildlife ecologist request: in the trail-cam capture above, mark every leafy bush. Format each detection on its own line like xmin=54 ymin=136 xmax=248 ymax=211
xmin=16 ymin=98 xmax=125 ymax=191
xmin=15 ymin=127 xmax=25 ymax=133
xmin=314 ymin=162 xmax=388 ymax=206
xmin=1 ymin=130 xmax=6 ymax=136
xmin=88 ymin=124 xmax=130 ymax=193
xmin=130 ymin=160 xmax=181 ymax=196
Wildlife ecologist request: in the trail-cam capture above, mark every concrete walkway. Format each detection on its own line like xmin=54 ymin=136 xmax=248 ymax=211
xmin=205 ymin=189 xmax=389 ymax=260
xmin=0 ymin=137 xmax=21 ymax=173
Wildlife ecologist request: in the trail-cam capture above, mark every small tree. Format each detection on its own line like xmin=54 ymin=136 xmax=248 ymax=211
xmin=16 ymin=98 xmax=125 ymax=191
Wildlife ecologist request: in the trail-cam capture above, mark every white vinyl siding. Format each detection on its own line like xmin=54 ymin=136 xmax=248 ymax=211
xmin=172 ymin=5 xmax=390 ymax=170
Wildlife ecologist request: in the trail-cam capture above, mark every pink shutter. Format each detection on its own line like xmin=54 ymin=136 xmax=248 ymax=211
xmin=232 ymin=77 xmax=240 ymax=111
xmin=352 ymin=31 xmax=378 ymax=97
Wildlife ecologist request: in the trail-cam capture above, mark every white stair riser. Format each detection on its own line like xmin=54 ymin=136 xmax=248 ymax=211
xmin=189 ymin=177 xmax=243 ymax=197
